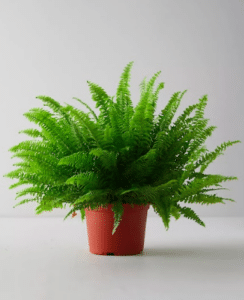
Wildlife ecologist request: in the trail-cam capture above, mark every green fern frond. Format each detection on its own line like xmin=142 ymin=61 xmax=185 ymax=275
xmin=64 ymin=104 xmax=104 ymax=149
xmin=65 ymin=172 xmax=101 ymax=193
xmin=87 ymin=81 xmax=112 ymax=128
xmin=152 ymin=198 xmax=171 ymax=230
xmin=170 ymin=205 xmax=181 ymax=220
xmin=13 ymin=198 xmax=39 ymax=208
xmin=108 ymin=102 xmax=126 ymax=150
xmin=9 ymin=180 xmax=30 ymax=190
xmin=89 ymin=148 xmax=117 ymax=170
xmin=156 ymin=90 xmax=187 ymax=134
xmin=72 ymin=97 xmax=98 ymax=122
xmin=128 ymin=71 xmax=162 ymax=155
xmin=130 ymin=71 xmax=162 ymax=130
xmin=187 ymin=124 xmax=217 ymax=155
xmin=80 ymin=208 xmax=85 ymax=221
xmin=12 ymin=162 xmax=31 ymax=168
xmin=194 ymin=94 xmax=208 ymax=121
xmin=9 ymin=140 xmax=58 ymax=159
xmin=111 ymin=200 xmax=124 ymax=235
xmin=139 ymin=77 xmax=147 ymax=99
xmin=18 ymin=128 xmax=46 ymax=140
xmin=102 ymin=124 xmax=115 ymax=150
xmin=58 ymin=151 xmax=95 ymax=171
xmin=175 ymin=204 xmax=205 ymax=227
xmin=181 ymin=192 xmax=235 ymax=205
xmin=65 ymin=171 xmax=94 ymax=185
xmin=200 ymin=187 xmax=229 ymax=193
xmin=151 ymin=81 xmax=165 ymax=111
xmin=36 ymin=96 xmax=81 ymax=151
xmin=64 ymin=189 xmax=112 ymax=220
xmin=15 ymin=186 xmax=43 ymax=200
xmin=116 ymin=61 xmax=134 ymax=120
xmin=23 ymin=108 xmax=72 ymax=154
xmin=198 ymin=140 xmax=241 ymax=173
xmin=172 ymin=124 xmax=217 ymax=170
xmin=173 ymin=103 xmax=198 ymax=129
xmin=175 ymin=174 xmax=238 ymax=202
xmin=11 ymin=150 xmax=59 ymax=168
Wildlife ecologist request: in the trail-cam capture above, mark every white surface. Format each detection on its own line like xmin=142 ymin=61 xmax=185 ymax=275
xmin=0 ymin=216 xmax=243 ymax=300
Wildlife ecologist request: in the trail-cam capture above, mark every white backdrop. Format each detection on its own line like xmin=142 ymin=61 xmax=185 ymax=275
xmin=0 ymin=0 xmax=243 ymax=219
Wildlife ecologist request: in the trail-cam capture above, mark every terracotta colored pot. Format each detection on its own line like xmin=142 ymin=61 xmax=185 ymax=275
xmin=85 ymin=203 xmax=150 ymax=256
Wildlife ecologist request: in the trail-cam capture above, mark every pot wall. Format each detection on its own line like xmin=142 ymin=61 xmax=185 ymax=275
xmin=85 ymin=203 xmax=150 ymax=256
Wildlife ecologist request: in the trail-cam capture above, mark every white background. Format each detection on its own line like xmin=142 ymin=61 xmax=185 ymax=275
xmin=0 ymin=0 xmax=243 ymax=218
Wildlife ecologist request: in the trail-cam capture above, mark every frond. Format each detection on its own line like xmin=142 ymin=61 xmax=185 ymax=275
xmin=63 ymin=104 xmax=104 ymax=149
xmin=64 ymin=189 xmax=112 ymax=220
xmin=15 ymin=186 xmax=43 ymax=200
xmin=175 ymin=204 xmax=205 ymax=227
xmin=194 ymin=94 xmax=208 ymax=121
xmin=65 ymin=171 xmax=101 ymax=193
xmin=23 ymin=108 xmax=72 ymax=154
xmin=9 ymin=180 xmax=30 ymax=190
xmin=152 ymin=197 xmax=171 ymax=230
xmin=174 ymin=174 xmax=238 ymax=202
xmin=87 ymin=81 xmax=112 ymax=128
xmin=72 ymin=97 xmax=98 ymax=122
xmin=13 ymin=198 xmax=39 ymax=208
xmin=180 ymin=192 xmax=235 ymax=205
xmin=158 ymin=90 xmax=187 ymax=133
xmin=102 ymin=124 xmax=115 ymax=150
xmin=58 ymin=151 xmax=97 ymax=171
xmin=108 ymin=102 xmax=125 ymax=150
xmin=122 ymin=148 xmax=158 ymax=186
xmin=111 ymin=200 xmax=124 ymax=235
xmin=11 ymin=150 xmax=59 ymax=169
xmin=36 ymin=95 xmax=81 ymax=150
xmin=173 ymin=103 xmax=199 ymax=129
xmin=18 ymin=128 xmax=46 ymax=140
xmin=198 ymin=140 xmax=241 ymax=173
xmin=116 ymin=61 xmax=134 ymax=113
xmin=89 ymin=148 xmax=117 ymax=171
xmin=170 ymin=205 xmax=181 ymax=220
xmin=128 ymin=71 xmax=162 ymax=155
xmin=9 ymin=140 xmax=59 ymax=159
xmin=139 ymin=77 xmax=147 ymax=100
xmin=150 ymin=81 xmax=165 ymax=111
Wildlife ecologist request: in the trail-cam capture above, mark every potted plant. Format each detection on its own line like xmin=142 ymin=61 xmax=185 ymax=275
xmin=4 ymin=61 xmax=241 ymax=256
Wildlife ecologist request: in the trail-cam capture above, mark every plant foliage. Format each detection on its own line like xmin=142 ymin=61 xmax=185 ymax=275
xmin=4 ymin=61 xmax=241 ymax=234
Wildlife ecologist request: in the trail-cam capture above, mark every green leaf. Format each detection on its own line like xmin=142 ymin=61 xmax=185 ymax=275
xmin=176 ymin=204 xmax=205 ymax=227
xmin=170 ymin=205 xmax=181 ymax=220
xmin=111 ymin=201 xmax=124 ymax=235
xmin=89 ymin=148 xmax=117 ymax=170
xmin=199 ymin=140 xmax=241 ymax=173
xmin=72 ymin=97 xmax=98 ymax=122
xmin=80 ymin=208 xmax=86 ymax=221
xmin=13 ymin=198 xmax=38 ymax=208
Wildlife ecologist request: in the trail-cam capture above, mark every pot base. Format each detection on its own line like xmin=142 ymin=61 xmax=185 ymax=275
xmin=89 ymin=250 xmax=144 ymax=256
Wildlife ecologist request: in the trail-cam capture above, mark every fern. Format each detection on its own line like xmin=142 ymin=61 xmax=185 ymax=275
xmin=3 ymin=61 xmax=241 ymax=235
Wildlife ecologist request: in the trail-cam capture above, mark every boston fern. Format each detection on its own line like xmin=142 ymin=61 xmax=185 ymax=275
xmin=4 ymin=61 xmax=241 ymax=235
